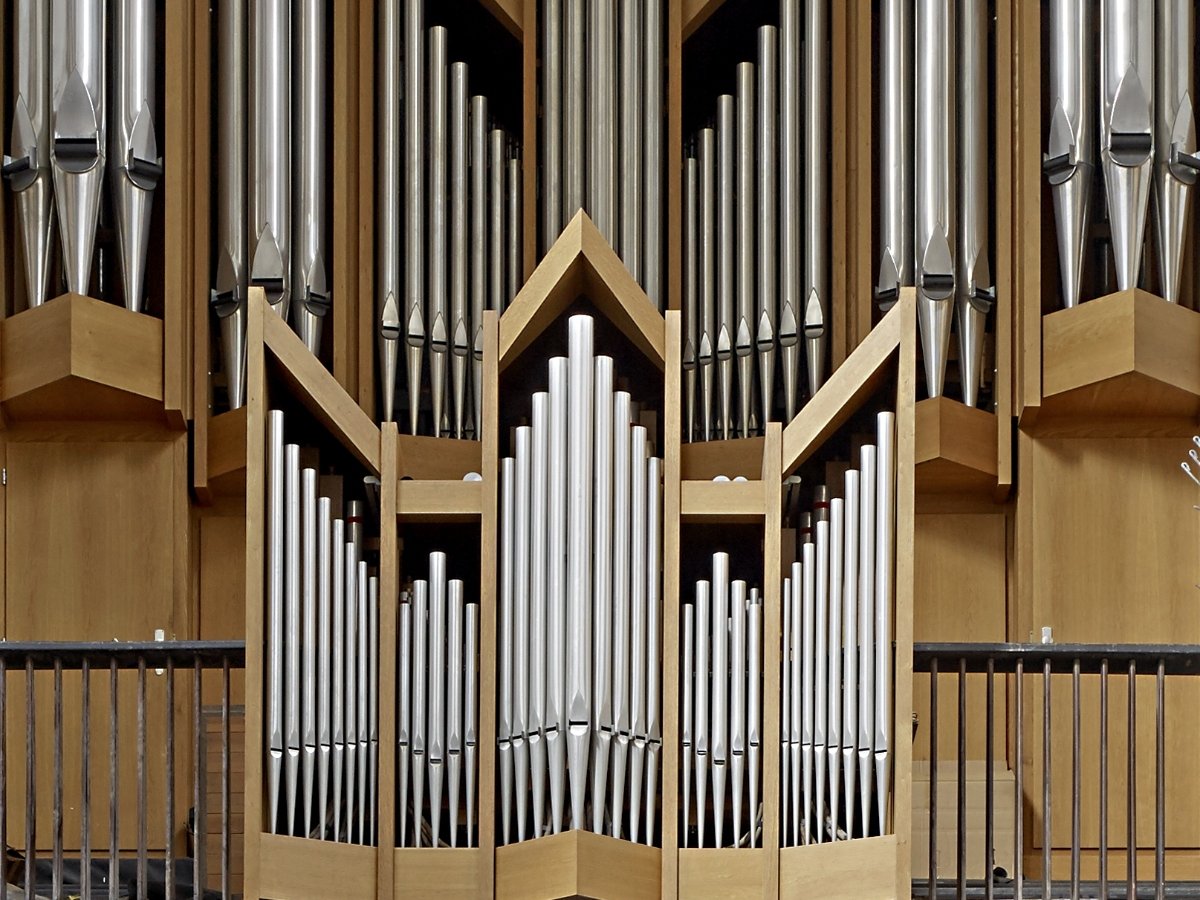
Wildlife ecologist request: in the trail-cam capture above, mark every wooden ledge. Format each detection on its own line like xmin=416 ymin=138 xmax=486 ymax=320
xmin=681 ymin=436 xmax=765 ymax=481
xmin=0 ymin=292 xmax=167 ymax=424
xmin=1038 ymin=288 xmax=1200 ymax=428
xmin=683 ymin=0 xmax=725 ymax=39
xmin=914 ymin=397 xmax=998 ymax=494
xmin=495 ymin=830 xmax=661 ymax=900
xmin=396 ymin=433 xmax=483 ymax=480
xmin=681 ymin=479 xmax=766 ymax=522
xmin=477 ymin=0 xmax=522 ymax=39
xmin=397 ymin=479 xmax=483 ymax=521
xmin=206 ymin=405 xmax=248 ymax=495
xmin=678 ymin=847 xmax=768 ymax=898
xmin=393 ymin=846 xmax=489 ymax=899
xmin=779 ymin=834 xmax=900 ymax=898
xmin=257 ymin=832 xmax=377 ymax=900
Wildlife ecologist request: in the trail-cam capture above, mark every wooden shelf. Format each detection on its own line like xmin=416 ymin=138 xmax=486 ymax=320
xmin=1031 ymin=289 xmax=1200 ymax=434
xmin=396 ymin=434 xmax=483 ymax=480
xmin=779 ymin=835 xmax=901 ymax=899
xmin=0 ymin=293 xmax=167 ymax=424
xmin=206 ymin=406 xmax=249 ymax=495
xmin=494 ymin=831 xmax=661 ymax=900
xmin=680 ymin=479 xmax=766 ymax=522
xmin=393 ymin=847 xmax=490 ymax=899
xmin=680 ymin=437 xmax=765 ymax=481
xmin=914 ymin=397 xmax=999 ymax=494
xmin=396 ymin=479 xmax=483 ymax=521
xmin=678 ymin=847 xmax=769 ymax=898
xmin=256 ymin=833 xmax=378 ymax=900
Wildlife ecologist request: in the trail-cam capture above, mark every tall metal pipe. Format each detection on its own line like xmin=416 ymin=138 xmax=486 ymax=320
xmin=813 ymin=519 xmax=830 ymax=842
xmin=643 ymin=0 xmax=664 ymax=308
xmin=331 ymin=518 xmax=346 ymax=841
xmin=682 ymin=601 xmax=694 ymax=846
xmin=450 ymin=63 xmax=471 ymax=439
xmin=284 ymin=445 xmax=302 ymax=835
xmin=317 ymin=497 xmax=332 ymax=839
xmin=490 ymin=129 xmax=507 ymax=314
xmin=301 ymin=469 xmax=318 ymax=838
xmin=1101 ymin=0 xmax=1154 ymax=292
xmin=711 ymin=553 xmax=730 ymax=848
xmin=915 ymin=0 xmax=956 ymax=398
xmin=292 ymin=0 xmax=328 ymax=351
xmin=50 ymin=0 xmax=106 ymax=297
xmin=736 ymin=65 xmax=756 ymax=438
xmin=397 ymin=594 xmax=410 ymax=847
xmin=356 ymin=560 xmax=369 ymax=843
xmin=4 ymin=0 xmax=55 ymax=310
xmin=629 ymin=426 xmax=649 ymax=842
xmin=757 ymin=26 xmax=779 ymax=431
xmin=730 ymin=579 xmax=747 ymax=846
xmin=529 ymin=393 xmax=549 ymax=839
xmin=368 ymin=573 xmax=380 ymax=844
xmin=779 ymin=0 xmax=801 ymax=421
xmin=1153 ymin=0 xmax=1196 ymax=303
xmin=620 ymin=0 xmax=644 ymax=281
xmin=782 ymin=571 xmax=792 ymax=846
xmin=377 ymin=0 xmax=401 ymax=422
xmin=874 ymin=413 xmax=896 ymax=832
xmin=344 ymin=548 xmax=357 ymax=839
xmin=542 ymin=0 xmax=562 ymax=252
xmin=610 ymin=391 xmax=633 ymax=838
xmin=465 ymin=600 xmax=479 ymax=847
xmin=428 ymin=28 xmax=450 ymax=439
xmin=803 ymin=0 xmax=829 ymax=397
xmin=698 ymin=128 xmax=717 ymax=441
xmin=266 ymin=413 xmax=285 ymax=833
xmin=683 ymin=154 xmax=699 ymax=442
xmin=507 ymin=148 xmax=522 ymax=306
xmin=428 ymin=553 xmax=448 ymax=845
xmin=248 ymin=0 xmax=289 ymax=317
xmin=564 ymin=0 xmax=585 ymax=220
xmin=827 ymin=499 xmax=844 ymax=840
xmin=447 ymin=577 xmax=464 ymax=846
xmin=588 ymin=0 xmax=616 ymax=241
xmin=694 ymin=579 xmax=710 ymax=847
xmin=410 ymin=576 xmax=428 ymax=845
xmin=1045 ymin=1 xmax=1094 ymax=310
xmin=591 ymin=359 xmax=615 ymax=833
xmin=958 ymin=0 xmax=993 ymax=407
xmin=546 ymin=359 xmax=569 ymax=833
xmin=403 ymin=0 xmax=425 ymax=434
xmin=644 ymin=455 xmax=663 ymax=846
xmin=800 ymin=545 xmax=815 ymax=844
xmin=841 ymin=471 xmax=859 ymax=839
xmin=513 ymin=428 xmax=531 ymax=841
xmin=717 ymin=96 xmax=736 ymax=441
xmin=857 ymin=446 xmax=877 ymax=833
xmin=498 ymin=457 xmax=515 ymax=843
xmin=748 ymin=589 xmax=762 ymax=848
xmin=876 ymin=0 xmax=914 ymax=306
xmin=469 ymin=96 xmax=488 ymax=436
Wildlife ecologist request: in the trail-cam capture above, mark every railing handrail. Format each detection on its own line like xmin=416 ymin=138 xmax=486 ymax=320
xmin=913 ymin=641 xmax=1200 ymax=675
xmin=0 ymin=639 xmax=246 ymax=669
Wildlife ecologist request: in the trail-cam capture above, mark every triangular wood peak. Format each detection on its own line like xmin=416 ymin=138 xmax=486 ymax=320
xmin=498 ymin=210 xmax=666 ymax=373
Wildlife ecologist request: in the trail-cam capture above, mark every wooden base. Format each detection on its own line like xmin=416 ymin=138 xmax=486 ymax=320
xmin=396 ymin=479 xmax=483 ymax=521
xmin=677 ymin=847 xmax=768 ymax=898
xmin=914 ymin=397 xmax=999 ymax=494
xmin=206 ymin=406 xmax=248 ymax=495
xmin=256 ymin=833 xmax=378 ymax=900
xmin=396 ymin=434 xmax=483 ymax=480
xmin=779 ymin=835 xmax=900 ymax=899
xmin=494 ymin=831 xmax=661 ymax=900
xmin=1036 ymin=289 xmax=1200 ymax=432
xmin=393 ymin=847 xmax=490 ymax=899
xmin=0 ymin=292 xmax=166 ymax=423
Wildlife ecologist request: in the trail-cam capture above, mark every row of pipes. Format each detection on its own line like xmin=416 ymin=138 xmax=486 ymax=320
xmin=876 ymin=0 xmax=993 ymax=405
xmin=682 ymin=555 xmax=763 ymax=848
xmin=5 ymin=0 xmax=161 ymax=312
xmin=1046 ymin=1 xmax=1198 ymax=308
xmin=498 ymin=314 xmax=664 ymax=845
xmin=265 ymin=410 xmax=379 ymax=844
xmin=541 ymin=0 xmax=666 ymax=310
xmin=378 ymin=4 xmax=523 ymax=437
xmin=397 ymin=552 xmax=481 ymax=848
xmin=782 ymin=410 xmax=896 ymax=846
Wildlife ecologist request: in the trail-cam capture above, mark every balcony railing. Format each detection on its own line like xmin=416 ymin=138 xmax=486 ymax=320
xmin=911 ymin=642 xmax=1200 ymax=900
xmin=0 ymin=641 xmax=245 ymax=900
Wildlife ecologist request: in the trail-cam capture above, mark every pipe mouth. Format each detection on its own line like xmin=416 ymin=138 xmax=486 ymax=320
xmin=919 ymin=271 xmax=955 ymax=300
xmin=1108 ymin=131 xmax=1153 ymax=166
xmin=210 ymin=286 xmax=244 ymax=319
xmin=1043 ymin=150 xmax=1077 ymax=185
xmin=52 ymin=136 xmax=101 ymax=173
xmin=1170 ymin=145 xmax=1200 ymax=183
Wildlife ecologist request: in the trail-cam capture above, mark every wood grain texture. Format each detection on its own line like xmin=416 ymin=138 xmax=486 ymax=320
xmin=1014 ymin=0 xmax=1042 ymax=417
xmin=993 ymin=0 xmax=1015 ymax=497
xmin=258 ymin=833 xmax=378 ymax=900
xmin=680 ymin=437 xmax=765 ymax=481
xmin=495 ymin=830 xmax=662 ymax=900
xmin=190 ymin=0 xmax=214 ymax=493
xmin=914 ymin=397 xmax=999 ymax=494
xmin=681 ymin=0 xmax=725 ymax=39
xmin=162 ymin=0 xmax=193 ymax=425
xmin=396 ymin=435 xmax=483 ymax=480
xmin=396 ymin=480 xmax=483 ymax=521
xmin=779 ymin=835 xmax=900 ymax=899
xmin=393 ymin=847 xmax=490 ymax=898
xmin=679 ymin=480 xmax=766 ymax=522
xmin=678 ymin=848 xmax=767 ymax=897
xmin=208 ymin=406 xmax=249 ymax=485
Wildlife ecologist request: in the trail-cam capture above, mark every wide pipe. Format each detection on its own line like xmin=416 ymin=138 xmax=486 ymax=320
xmin=447 ymin=577 xmax=464 ymax=846
xmin=248 ymin=0 xmax=289 ymax=317
xmin=1153 ymin=0 xmax=1196 ymax=303
xmin=403 ymin=0 xmax=425 ymax=434
xmin=876 ymin=0 xmax=914 ymax=305
xmin=779 ymin=0 xmax=801 ymax=421
xmin=301 ymin=468 xmax=318 ymax=838
xmin=428 ymin=552 xmax=448 ymax=845
xmin=377 ymin=0 xmax=401 ymax=422
xmin=291 ymin=0 xmax=327 ymax=352
xmin=802 ymin=0 xmax=829 ymax=397
xmin=711 ymin=552 xmax=729 ymax=848
xmin=694 ymin=579 xmax=711 ymax=847
xmin=610 ymin=391 xmax=633 ymax=838
xmin=498 ymin=457 xmax=515 ymax=844
xmin=410 ymin=576 xmax=428 ymax=845
xmin=756 ymin=26 xmax=778 ymax=431
xmin=266 ymin=412 xmax=285 ymax=833
xmin=546 ymin=358 xmax=569 ymax=833
xmin=397 ymin=594 xmax=410 ymax=846
xmin=730 ymin=579 xmax=747 ymax=846
xmin=284 ymin=444 xmax=301 ymax=834
xmin=529 ymin=393 xmax=549 ymax=839
xmin=591 ymin=358 xmax=615 ymax=833
xmin=513 ymin=428 xmax=531 ymax=841
xmin=682 ymin=601 xmax=694 ymax=846
xmin=841 ymin=471 xmax=860 ymax=839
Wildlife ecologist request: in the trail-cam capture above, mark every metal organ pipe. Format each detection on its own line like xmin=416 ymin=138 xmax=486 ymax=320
xmin=403 ymin=0 xmax=425 ymax=435
xmin=378 ymin=0 xmax=402 ymax=423
xmin=877 ymin=0 xmax=914 ymax=307
xmin=802 ymin=0 xmax=829 ymax=397
xmin=428 ymin=28 xmax=450 ymax=440
xmin=292 ymin=0 xmax=327 ymax=352
xmin=736 ymin=64 xmax=757 ymax=441
xmin=757 ymin=26 xmax=779 ymax=434
xmin=248 ymin=0 xmax=289 ymax=318
xmin=450 ymin=63 xmax=470 ymax=440
xmin=1153 ymin=0 xmax=1196 ymax=303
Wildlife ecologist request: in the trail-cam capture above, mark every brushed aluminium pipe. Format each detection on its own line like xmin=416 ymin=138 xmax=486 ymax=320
xmin=757 ymin=26 xmax=779 ymax=431
xmin=547 ymin=358 xmax=569 ymax=834
xmin=841 ymin=471 xmax=859 ymax=839
xmin=4 ymin=0 xmax=55 ymax=310
xmin=748 ymin=589 xmax=762 ymax=848
xmin=643 ymin=0 xmax=664 ymax=309
xmin=465 ymin=601 xmax=479 ymax=847
xmin=428 ymin=552 xmax=448 ymax=846
xmin=957 ymin=0 xmax=993 ymax=408
xmin=563 ymin=0 xmax=584 ymax=221
xmin=1045 ymin=1 xmax=1094 ymax=310
xmin=800 ymin=550 xmax=814 ymax=845
xmin=591 ymin=359 xmax=615 ymax=833
xmin=588 ymin=0 xmax=616 ymax=241
xmin=410 ymin=576 xmax=428 ymax=846
xmin=698 ymin=128 xmax=717 ymax=442
xmin=858 ymin=445 xmax=877 ymax=834
xmin=397 ymin=595 xmax=411 ymax=847
xmin=1153 ymin=0 xmax=1197 ymax=303
xmin=915 ymin=0 xmax=956 ymax=398
xmin=566 ymin=317 xmax=595 ymax=832
xmin=470 ymin=96 xmax=488 ymax=437
xmin=1101 ymin=0 xmax=1154 ymax=292
xmin=403 ymin=0 xmax=425 ymax=435
xmin=301 ymin=469 xmax=318 ymax=838
xmin=111 ymin=0 xmax=160 ymax=313
xmin=50 ymin=0 xmax=105 ymax=297
xmin=711 ymin=553 xmax=730 ymax=848
xmin=507 ymin=148 xmax=522 ymax=306
xmin=331 ymin=518 xmax=346 ymax=841
xmin=802 ymin=0 xmax=829 ymax=397
xmin=779 ymin=0 xmax=801 ymax=422
xmin=736 ymin=64 xmax=756 ymax=438
xmin=377 ymin=0 xmax=401 ymax=422
xmin=782 ymin=573 xmax=792 ymax=846
xmin=730 ymin=579 xmax=747 ymax=846
xmin=513 ymin=428 xmax=532 ymax=841
xmin=292 ymin=0 xmax=328 ymax=351
xmin=369 ymin=574 xmax=380 ymax=845
xmin=447 ymin=577 xmax=464 ymax=846
xmin=610 ymin=390 xmax=633 ymax=839
xmin=876 ymin=0 xmax=914 ymax=306
xmin=620 ymin=0 xmax=644 ymax=282
xmin=490 ymin=128 xmax=507 ymax=314
xmin=450 ymin=63 xmax=470 ymax=440
xmin=428 ymin=28 xmax=450 ymax=440
xmin=284 ymin=445 xmax=302 ymax=835
xmin=716 ymin=95 xmax=736 ymax=441
xmin=347 ymin=500 xmax=365 ymax=553
xmin=629 ymin=426 xmax=650 ymax=842
xmin=827 ymin=498 xmax=844 ymax=840
xmin=498 ymin=457 xmax=515 ymax=844
xmin=357 ymin=560 xmax=369 ymax=843
xmin=317 ymin=497 xmax=332 ymax=839
xmin=542 ymin=0 xmax=562 ymax=253
xmin=530 ymin=393 xmax=550 ymax=839
xmin=644 ymin=455 xmax=663 ymax=846
xmin=266 ymin=412 xmax=285 ymax=834
xmin=682 ymin=601 xmax=694 ymax=846
xmin=693 ymin=579 xmax=710 ymax=847
xmin=683 ymin=154 xmax=698 ymax=442
xmin=874 ymin=413 xmax=896 ymax=831
xmin=343 ymin=540 xmax=357 ymax=837
xmin=813 ymin=519 xmax=830 ymax=843
xmin=248 ymin=0 xmax=289 ymax=317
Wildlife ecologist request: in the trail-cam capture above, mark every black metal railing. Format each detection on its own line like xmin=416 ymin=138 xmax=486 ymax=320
xmin=0 ymin=641 xmax=245 ymax=900
xmin=911 ymin=642 xmax=1200 ymax=900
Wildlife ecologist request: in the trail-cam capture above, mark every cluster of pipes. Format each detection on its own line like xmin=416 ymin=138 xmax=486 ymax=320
xmin=682 ymin=9 xmax=828 ymax=444
xmin=681 ymin=554 xmax=763 ymax=848
xmin=5 ymin=0 xmax=161 ymax=312
xmin=1045 ymin=2 xmax=1197 ymax=308
xmin=379 ymin=3 xmax=523 ymax=437
xmin=211 ymin=0 xmax=330 ymax=411
xmin=397 ymin=552 xmax=480 ymax=848
xmin=265 ymin=410 xmax=379 ymax=845
xmin=540 ymin=0 xmax=666 ymax=310
xmin=781 ymin=411 xmax=895 ymax=846
xmin=875 ymin=0 xmax=993 ymax=406
xmin=498 ymin=314 xmax=664 ymax=845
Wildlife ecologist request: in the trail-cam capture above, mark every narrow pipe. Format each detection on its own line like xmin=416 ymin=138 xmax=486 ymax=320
xmin=507 ymin=148 xmax=522 ymax=307
xmin=498 ymin=458 xmax=515 ymax=844
xmin=317 ymin=498 xmax=332 ymax=839
xmin=248 ymin=0 xmax=289 ymax=317
xmin=876 ymin=0 xmax=914 ymax=306
xmin=530 ymin=393 xmax=550 ymax=838
xmin=735 ymin=64 xmax=756 ymax=438
xmin=748 ymin=590 xmax=762 ymax=848
xmin=610 ymin=391 xmax=634 ymax=838
xmin=588 ymin=0 xmax=616 ymax=241
xmin=1153 ymin=0 xmax=1196 ymax=303
xmin=711 ymin=553 xmax=730 ymax=847
xmin=802 ymin=0 xmax=829 ymax=397
xmin=858 ymin=446 xmax=877 ymax=833
xmin=827 ymin=498 xmax=844 ymax=839
xmin=369 ymin=574 xmax=380 ymax=844
xmin=450 ymin=63 xmax=470 ymax=439
xmin=465 ymin=601 xmax=479 ymax=847
xmin=644 ymin=456 xmax=663 ymax=845
xmin=403 ymin=0 xmax=425 ymax=434
xmin=814 ymin=520 xmax=830 ymax=842
xmin=547 ymin=359 xmax=569 ymax=833
xmin=620 ymin=0 xmax=644 ymax=282
xmin=629 ymin=427 xmax=650 ymax=841
xmin=284 ymin=445 xmax=302 ymax=835
xmin=756 ymin=26 xmax=779 ymax=431
xmin=490 ymin=128 xmax=507 ymax=314
xmin=428 ymin=553 xmax=448 ymax=845
xmin=291 ymin=0 xmax=328 ymax=352
xmin=694 ymin=580 xmax=711 ymax=847
xmin=682 ymin=602 xmax=694 ymax=847
xmin=377 ymin=0 xmax=401 ymax=422
xmin=801 ymin=547 xmax=816 ymax=844
xmin=716 ymin=95 xmax=736 ymax=440
xmin=874 ymin=413 xmax=896 ymax=831
xmin=514 ymin=431 xmax=532 ymax=841
xmin=730 ymin=580 xmax=747 ymax=846
xmin=410 ymin=576 xmax=427 ymax=846
xmin=698 ymin=128 xmax=717 ymax=441
xmin=563 ymin=0 xmax=584 ymax=220
xmin=643 ymin=0 xmax=664 ymax=308
xmin=397 ymin=595 xmax=410 ymax=847
xmin=357 ymin=560 xmax=369 ymax=843
xmin=266 ymin=412 xmax=285 ymax=833
xmin=470 ymin=96 xmax=488 ymax=437
xmin=683 ymin=154 xmax=699 ymax=442
xmin=782 ymin=575 xmax=792 ymax=846
xmin=591 ymin=359 xmax=616 ymax=833
xmin=447 ymin=578 xmax=464 ymax=846
xmin=841 ymin=471 xmax=860 ymax=839
xmin=331 ymin=519 xmax=346 ymax=841
xmin=779 ymin=0 xmax=801 ymax=421
xmin=301 ymin=469 xmax=318 ymax=838
xmin=542 ymin=0 xmax=562 ymax=252
xmin=343 ymin=542 xmax=358 ymax=840
xmin=428 ymin=28 xmax=450 ymax=439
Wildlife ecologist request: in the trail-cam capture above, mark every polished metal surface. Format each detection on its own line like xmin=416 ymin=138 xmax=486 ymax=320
xmin=620 ymin=0 xmax=643 ymax=283
xmin=779 ymin=0 xmax=801 ymax=422
xmin=591 ymin=358 xmax=615 ymax=834
xmin=588 ymin=0 xmax=616 ymax=242
xmin=470 ymin=95 xmax=488 ymax=437
xmin=450 ymin=62 xmax=470 ymax=439
xmin=403 ymin=0 xmax=425 ymax=434
xmin=736 ymin=64 xmax=756 ymax=439
xmin=802 ymin=0 xmax=829 ymax=398
xmin=542 ymin=0 xmax=562 ymax=252
xmin=428 ymin=28 xmax=450 ymax=440
xmin=683 ymin=154 xmax=698 ymax=442
xmin=377 ymin=1 xmax=401 ymax=423
xmin=292 ymin=0 xmax=328 ymax=353
xmin=1153 ymin=0 xmax=1196 ymax=303
xmin=249 ymin=0 xmax=289 ymax=318
xmin=717 ymin=95 xmax=735 ymax=441
xmin=698 ymin=128 xmax=716 ymax=442
xmin=643 ymin=0 xmax=664 ymax=309
xmin=757 ymin=26 xmax=779 ymax=432
xmin=877 ymin=0 xmax=914 ymax=306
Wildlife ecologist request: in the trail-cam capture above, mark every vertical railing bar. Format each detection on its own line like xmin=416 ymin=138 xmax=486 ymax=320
xmin=1099 ymin=659 xmax=1108 ymax=900
xmin=929 ymin=658 xmax=939 ymax=895
xmin=109 ymin=659 xmax=119 ymax=900
xmin=957 ymin=657 xmax=967 ymax=900
xmin=1042 ymin=657 xmax=1051 ymax=900
xmin=138 ymin=657 xmax=148 ymax=900
xmin=25 ymin=658 xmax=35 ymax=900
xmin=166 ymin=658 xmax=176 ymax=900
xmin=1127 ymin=659 xmax=1136 ymax=900
xmin=985 ymin=657 xmax=994 ymax=900
xmin=82 ymin=658 xmax=91 ymax=900
xmin=0 ymin=658 xmax=7 ymax=899
xmin=1071 ymin=658 xmax=1080 ymax=899
xmin=222 ymin=657 xmax=231 ymax=900
xmin=1015 ymin=658 xmax=1023 ymax=900
xmin=52 ymin=659 xmax=63 ymax=900
xmin=194 ymin=658 xmax=205 ymax=900
xmin=1155 ymin=659 xmax=1165 ymax=900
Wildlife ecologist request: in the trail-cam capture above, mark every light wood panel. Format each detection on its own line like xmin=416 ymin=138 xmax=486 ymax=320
xmin=258 ymin=833 xmax=378 ymax=900
xmin=393 ymin=847 xmax=490 ymax=898
xmin=914 ymin=398 xmax=1000 ymax=494
xmin=679 ymin=480 xmax=766 ymax=522
xmin=495 ymin=830 xmax=662 ymax=900
xmin=678 ymin=848 xmax=767 ymax=897
xmin=779 ymin=835 xmax=900 ymax=899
